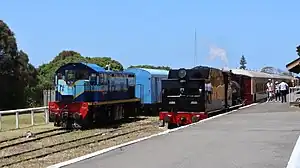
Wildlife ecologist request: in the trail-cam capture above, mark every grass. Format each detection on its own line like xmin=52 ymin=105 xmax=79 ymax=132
xmin=0 ymin=112 xmax=48 ymax=131
xmin=0 ymin=112 xmax=55 ymax=142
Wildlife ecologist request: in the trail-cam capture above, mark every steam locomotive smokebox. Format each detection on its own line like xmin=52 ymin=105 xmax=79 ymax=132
xmin=161 ymin=79 xmax=205 ymax=112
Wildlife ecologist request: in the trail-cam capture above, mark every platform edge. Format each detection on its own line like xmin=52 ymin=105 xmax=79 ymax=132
xmin=47 ymin=103 xmax=258 ymax=168
xmin=286 ymin=135 xmax=300 ymax=168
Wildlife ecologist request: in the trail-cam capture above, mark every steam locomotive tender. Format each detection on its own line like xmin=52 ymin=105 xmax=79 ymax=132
xmin=159 ymin=66 xmax=241 ymax=129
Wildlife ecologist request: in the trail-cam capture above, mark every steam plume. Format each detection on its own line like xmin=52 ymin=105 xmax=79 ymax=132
xmin=208 ymin=44 xmax=229 ymax=69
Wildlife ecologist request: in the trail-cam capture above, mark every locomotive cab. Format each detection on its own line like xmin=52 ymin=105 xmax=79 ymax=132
xmin=49 ymin=63 xmax=102 ymax=127
xmin=55 ymin=68 xmax=91 ymax=103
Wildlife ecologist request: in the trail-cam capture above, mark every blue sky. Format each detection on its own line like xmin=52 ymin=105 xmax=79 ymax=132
xmin=1 ymin=0 xmax=299 ymax=71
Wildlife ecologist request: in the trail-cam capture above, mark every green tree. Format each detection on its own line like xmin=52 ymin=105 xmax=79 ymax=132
xmin=261 ymin=66 xmax=275 ymax=74
xmin=128 ymin=65 xmax=171 ymax=70
xmin=37 ymin=51 xmax=86 ymax=90
xmin=0 ymin=20 xmax=37 ymax=109
xmin=37 ymin=50 xmax=124 ymax=90
xmin=87 ymin=57 xmax=123 ymax=71
xmin=281 ymin=71 xmax=293 ymax=76
xmin=296 ymin=45 xmax=300 ymax=57
xmin=239 ymin=55 xmax=247 ymax=69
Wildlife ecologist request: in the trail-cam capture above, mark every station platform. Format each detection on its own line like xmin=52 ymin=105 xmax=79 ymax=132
xmin=62 ymin=102 xmax=300 ymax=168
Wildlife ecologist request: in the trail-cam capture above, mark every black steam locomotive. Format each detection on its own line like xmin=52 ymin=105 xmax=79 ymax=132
xmin=159 ymin=66 xmax=244 ymax=129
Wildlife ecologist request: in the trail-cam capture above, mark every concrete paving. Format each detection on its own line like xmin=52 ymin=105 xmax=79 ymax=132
xmin=64 ymin=102 xmax=300 ymax=168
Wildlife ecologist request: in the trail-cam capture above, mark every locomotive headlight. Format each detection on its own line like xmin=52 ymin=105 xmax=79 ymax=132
xmin=178 ymin=69 xmax=186 ymax=79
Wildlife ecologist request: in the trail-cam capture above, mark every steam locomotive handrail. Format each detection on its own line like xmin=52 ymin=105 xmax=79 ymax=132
xmin=0 ymin=106 xmax=49 ymax=130
xmin=162 ymin=78 xmax=206 ymax=80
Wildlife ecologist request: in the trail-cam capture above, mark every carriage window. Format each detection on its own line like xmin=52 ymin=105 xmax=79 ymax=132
xmin=99 ymin=73 xmax=103 ymax=84
xmin=255 ymin=82 xmax=264 ymax=93
xmin=128 ymin=74 xmax=135 ymax=86
xmin=76 ymin=70 xmax=89 ymax=80
xmin=104 ymin=74 xmax=108 ymax=84
xmin=99 ymin=73 xmax=108 ymax=85
xmin=65 ymin=70 xmax=75 ymax=81
xmin=57 ymin=73 xmax=63 ymax=79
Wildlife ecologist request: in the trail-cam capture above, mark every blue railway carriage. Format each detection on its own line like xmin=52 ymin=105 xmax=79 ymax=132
xmin=49 ymin=62 xmax=140 ymax=128
xmin=124 ymin=68 xmax=169 ymax=116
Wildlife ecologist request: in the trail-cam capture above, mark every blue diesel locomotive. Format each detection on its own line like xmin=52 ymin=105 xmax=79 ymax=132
xmin=48 ymin=62 xmax=168 ymax=128
xmin=49 ymin=62 xmax=140 ymax=128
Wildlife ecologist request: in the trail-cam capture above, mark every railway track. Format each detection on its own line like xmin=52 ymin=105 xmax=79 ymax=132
xmin=0 ymin=117 xmax=150 ymax=150
xmin=0 ymin=129 xmax=71 ymax=150
xmin=0 ymin=128 xmax=64 ymax=144
xmin=0 ymin=122 xmax=155 ymax=167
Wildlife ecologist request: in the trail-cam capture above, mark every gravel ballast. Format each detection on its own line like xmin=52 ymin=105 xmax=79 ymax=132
xmin=0 ymin=116 xmax=167 ymax=168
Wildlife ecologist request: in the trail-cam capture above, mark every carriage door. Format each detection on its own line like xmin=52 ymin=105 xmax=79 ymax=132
xmin=157 ymin=77 xmax=163 ymax=103
xmin=136 ymin=84 xmax=144 ymax=104
xmin=153 ymin=77 xmax=159 ymax=103
xmin=89 ymin=73 xmax=97 ymax=102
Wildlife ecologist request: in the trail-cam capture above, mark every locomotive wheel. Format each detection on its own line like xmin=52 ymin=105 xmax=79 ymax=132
xmin=62 ymin=120 xmax=73 ymax=129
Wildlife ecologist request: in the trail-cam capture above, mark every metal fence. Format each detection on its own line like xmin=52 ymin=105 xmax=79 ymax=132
xmin=43 ymin=89 xmax=56 ymax=106
xmin=0 ymin=90 xmax=55 ymax=131
xmin=0 ymin=107 xmax=48 ymax=130
xmin=289 ymin=86 xmax=300 ymax=105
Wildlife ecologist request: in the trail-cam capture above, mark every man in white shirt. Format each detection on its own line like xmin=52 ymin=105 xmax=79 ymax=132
xmin=279 ymin=80 xmax=289 ymax=103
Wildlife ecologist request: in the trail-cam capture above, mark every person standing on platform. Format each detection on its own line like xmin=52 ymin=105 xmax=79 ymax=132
xmin=266 ymin=79 xmax=274 ymax=102
xmin=205 ymin=79 xmax=212 ymax=104
xmin=275 ymin=81 xmax=280 ymax=102
xmin=279 ymin=80 xmax=289 ymax=103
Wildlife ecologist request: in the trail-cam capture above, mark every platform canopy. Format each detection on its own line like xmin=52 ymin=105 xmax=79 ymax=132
xmin=286 ymin=58 xmax=300 ymax=73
